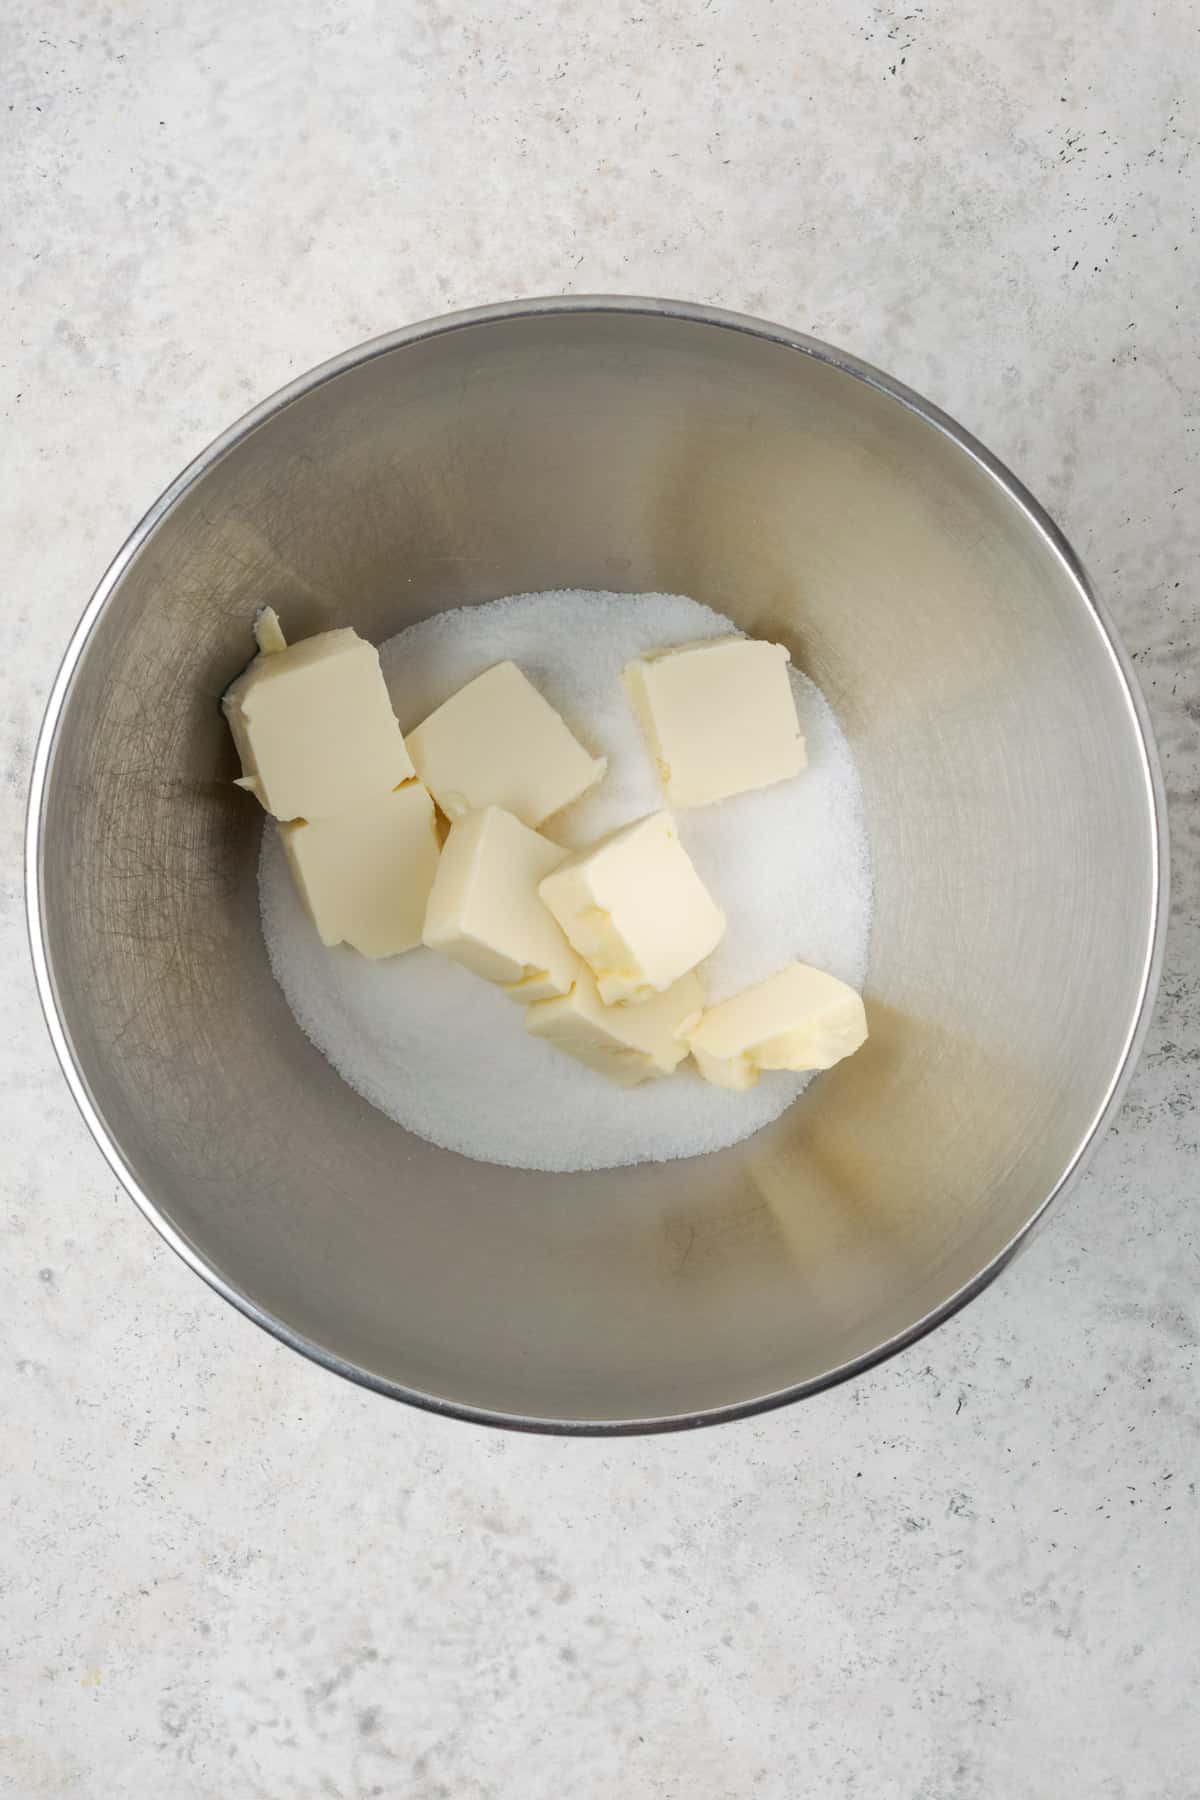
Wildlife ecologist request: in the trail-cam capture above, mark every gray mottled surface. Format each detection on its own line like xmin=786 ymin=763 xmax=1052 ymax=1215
xmin=2 ymin=2 xmax=1198 ymax=1795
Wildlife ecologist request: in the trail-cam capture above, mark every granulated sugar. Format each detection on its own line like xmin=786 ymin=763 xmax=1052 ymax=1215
xmin=260 ymin=591 xmax=874 ymax=1172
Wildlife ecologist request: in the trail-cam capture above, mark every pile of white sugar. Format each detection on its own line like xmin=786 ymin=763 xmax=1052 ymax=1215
xmin=259 ymin=591 xmax=874 ymax=1172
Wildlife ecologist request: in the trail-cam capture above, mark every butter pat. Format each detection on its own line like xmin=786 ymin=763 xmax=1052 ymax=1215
xmin=281 ymin=782 xmax=440 ymax=959
xmin=406 ymin=661 xmax=607 ymax=829
xmin=537 ymin=810 xmax=725 ymax=1005
xmin=686 ymin=962 xmax=867 ymax=1090
xmin=526 ymin=967 xmax=703 ymax=1086
xmin=422 ymin=806 xmax=578 ymax=1001
xmin=223 ymin=627 xmax=413 ymax=821
xmin=623 ymin=635 xmax=806 ymax=808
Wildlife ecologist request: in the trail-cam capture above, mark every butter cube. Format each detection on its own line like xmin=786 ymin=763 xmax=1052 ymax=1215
xmin=623 ymin=636 xmax=806 ymax=808
xmin=280 ymin=782 xmax=440 ymax=959
xmin=686 ymin=962 xmax=867 ymax=1090
xmin=406 ymin=661 xmax=607 ymax=829
xmin=422 ymin=806 xmax=578 ymax=1001
xmin=526 ymin=967 xmax=703 ymax=1086
xmin=537 ymin=811 xmax=725 ymax=1005
xmin=223 ymin=627 xmax=413 ymax=821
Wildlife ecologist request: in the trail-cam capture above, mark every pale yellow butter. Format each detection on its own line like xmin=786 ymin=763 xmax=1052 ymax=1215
xmin=252 ymin=604 xmax=288 ymax=656
xmin=624 ymin=635 xmax=806 ymax=809
xmin=406 ymin=661 xmax=607 ymax=829
xmin=281 ymin=782 xmax=440 ymax=959
xmin=422 ymin=806 xmax=578 ymax=1001
xmin=223 ymin=627 xmax=413 ymax=821
xmin=537 ymin=810 xmax=725 ymax=1005
xmin=686 ymin=962 xmax=867 ymax=1090
xmin=526 ymin=966 xmax=703 ymax=1086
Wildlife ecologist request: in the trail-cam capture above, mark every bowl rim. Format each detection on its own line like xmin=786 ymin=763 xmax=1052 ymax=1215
xmin=24 ymin=295 xmax=1170 ymax=1435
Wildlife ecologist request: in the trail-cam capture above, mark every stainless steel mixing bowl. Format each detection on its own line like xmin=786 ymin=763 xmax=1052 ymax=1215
xmin=26 ymin=298 xmax=1166 ymax=1432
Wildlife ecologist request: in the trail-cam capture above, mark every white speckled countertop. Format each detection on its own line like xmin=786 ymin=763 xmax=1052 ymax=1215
xmin=3 ymin=3 xmax=1198 ymax=1795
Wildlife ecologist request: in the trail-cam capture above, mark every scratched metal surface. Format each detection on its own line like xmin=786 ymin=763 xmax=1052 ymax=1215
xmin=29 ymin=304 xmax=1162 ymax=1427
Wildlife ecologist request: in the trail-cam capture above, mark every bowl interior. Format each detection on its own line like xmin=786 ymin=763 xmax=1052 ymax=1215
xmin=31 ymin=305 xmax=1161 ymax=1428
